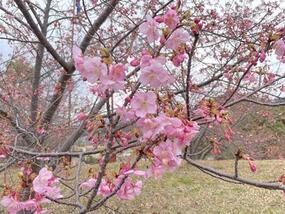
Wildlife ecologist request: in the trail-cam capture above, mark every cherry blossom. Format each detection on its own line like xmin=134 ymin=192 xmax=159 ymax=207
xmin=152 ymin=139 xmax=182 ymax=172
xmin=80 ymin=178 xmax=114 ymax=197
xmin=243 ymin=155 xmax=257 ymax=173
xmin=130 ymin=92 xmax=157 ymax=118
xmin=100 ymin=63 xmax=126 ymax=91
xmin=139 ymin=16 xmax=160 ymax=43
xmin=76 ymin=112 xmax=88 ymax=121
xmin=259 ymin=50 xmax=266 ymax=62
xmin=146 ymin=163 xmax=165 ymax=179
xmin=118 ymin=164 xmax=146 ymax=177
xmin=273 ymin=39 xmax=285 ymax=62
xmin=116 ymin=106 xmax=137 ymax=123
xmin=2 ymin=1 xmax=285 ymax=212
xmin=80 ymin=178 xmax=97 ymax=190
xmin=0 ymin=196 xmax=37 ymax=214
xmin=139 ymin=63 xmax=174 ymax=88
xmin=130 ymin=58 xmax=140 ymax=67
xmin=116 ymin=177 xmax=143 ymax=200
xmin=136 ymin=117 xmax=162 ymax=141
xmin=32 ymin=167 xmax=62 ymax=199
xmin=165 ymin=28 xmax=190 ymax=50
xmin=163 ymin=9 xmax=179 ymax=30
xmin=172 ymin=53 xmax=187 ymax=67
xmin=73 ymin=46 xmax=107 ymax=83
xmin=140 ymin=54 xmax=166 ymax=69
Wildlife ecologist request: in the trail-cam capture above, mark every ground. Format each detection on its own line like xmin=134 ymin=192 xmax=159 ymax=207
xmin=48 ymin=159 xmax=285 ymax=214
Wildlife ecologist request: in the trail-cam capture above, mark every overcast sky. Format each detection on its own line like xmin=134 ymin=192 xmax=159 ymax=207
xmin=0 ymin=0 xmax=285 ymax=61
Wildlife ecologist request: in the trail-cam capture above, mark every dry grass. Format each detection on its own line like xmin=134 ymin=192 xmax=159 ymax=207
xmin=92 ymin=160 xmax=285 ymax=214
xmin=47 ymin=160 xmax=285 ymax=214
xmin=2 ymin=160 xmax=285 ymax=213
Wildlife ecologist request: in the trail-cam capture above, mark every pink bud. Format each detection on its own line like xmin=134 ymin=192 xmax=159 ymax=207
xmin=248 ymin=160 xmax=257 ymax=173
xmin=259 ymin=50 xmax=266 ymax=62
xmin=171 ymin=4 xmax=176 ymax=9
xmin=194 ymin=17 xmax=200 ymax=24
xmin=160 ymin=35 xmax=166 ymax=45
xmin=130 ymin=58 xmax=140 ymax=67
xmin=154 ymin=16 xmax=164 ymax=23
xmin=124 ymin=96 xmax=131 ymax=103
xmin=198 ymin=22 xmax=203 ymax=30
xmin=76 ymin=112 xmax=88 ymax=121
xmin=141 ymin=49 xmax=150 ymax=56
xmin=37 ymin=127 xmax=46 ymax=135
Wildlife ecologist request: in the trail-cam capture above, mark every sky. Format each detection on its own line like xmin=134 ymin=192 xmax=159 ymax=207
xmin=0 ymin=0 xmax=285 ymax=60
xmin=0 ymin=41 xmax=11 ymax=60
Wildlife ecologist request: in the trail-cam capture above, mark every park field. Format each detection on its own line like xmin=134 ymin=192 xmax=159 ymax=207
xmin=48 ymin=159 xmax=285 ymax=214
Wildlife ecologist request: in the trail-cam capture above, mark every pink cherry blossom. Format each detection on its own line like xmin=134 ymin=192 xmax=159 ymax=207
xmin=259 ymin=50 xmax=266 ymax=62
xmin=109 ymin=63 xmax=126 ymax=81
xmin=157 ymin=114 xmax=199 ymax=146
xmin=274 ymin=39 xmax=285 ymax=57
xmin=118 ymin=164 xmax=146 ymax=177
xmin=139 ymin=63 xmax=174 ymax=88
xmin=80 ymin=178 xmax=97 ymax=190
xmin=73 ymin=46 xmax=84 ymax=70
xmin=0 ymin=147 xmax=8 ymax=159
xmin=193 ymin=107 xmax=209 ymax=118
xmin=116 ymin=177 xmax=142 ymax=200
xmin=36 ymin=127 xmax=46 ymax=135
xmin=154 ymin=15 xmax=164 ymax=23
xmin=244 ymin=72 xmax=256 ymax=83
xmin=243 ymin=156 xmax=257 ymax=173
xmin=224 ymin=126 xmax=234 ymax=141
xmin=146 ymin=163 xmax=165 ymax=179
xmin=136 ymin=117 xmax=162 ymax=140
xmin=98 ymin=179 xmax=115 ymax=197
xmin=165 ymin=28 xmax=190 ymax=50
xmin=100 ymin=63 xmax=126 ymax=91
xmin=72 ymin=46 xmax=107 ymax=83
xmin=32 ymin=167 xmax=62 ymax=199
xmin=130 ymin=92 xmax=157 ymax=118
xmin=136 ymin=114 xmax=199 ymax=145
xmin=80 ymin=178 xmax=114 ymax=197
xmin=90 ymin=84 xmax=107 ymax=98
xmin=248 ymin=160 xmax=257 ymax=173
xmin=100 ymin=77 xmax=124 ymax=92
xmin=163 ymin=9 xmax=179 ymax=30
xmin=153 ymin=140 xmax=182 ymax=172
xmin=130 ymin=58 xmax=140 ymax=67
xmin=140 ymin=54 xmax=166 ymax=68
xmin=263 ymin=73 xmax=275 ymax=84
xmin=1 ymin=195 xmax=37 ymax=214
xmin=139 ymin=16 xmax=160 ymax=43
xmin=172 ymin=53 xmax=187 ymax=66
xmin=82 ymin=57 xmax=107 ymax=83
xmin=117 ymin=131 xmax=133 ymax=146
xmin=116 ymin=106 xmax=137 ymax=123
xmin=34 ymin=208 xmax=49 ymax=214
xmin=173 ymin=123 xmax=200 ymax=147
xmin=154 ymin=114 xmax=182 ymax=138
xmin=76 ymin=112 xmax=88 ymax=121
xmin=36 ymin=157 xmax=50 ymax=161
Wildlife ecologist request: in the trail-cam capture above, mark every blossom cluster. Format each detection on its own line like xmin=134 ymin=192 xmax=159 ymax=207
xmin=1 ymin=168 xmax=62 ymax=214
xmin=2 ymin=2 xmax=285 ymax=213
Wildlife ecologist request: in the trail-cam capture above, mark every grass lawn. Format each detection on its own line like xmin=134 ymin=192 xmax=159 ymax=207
xmin=2 ymin=160 xmax=285 ymax=213
xmin=48 ymin=159 xmax=285 ymax=214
